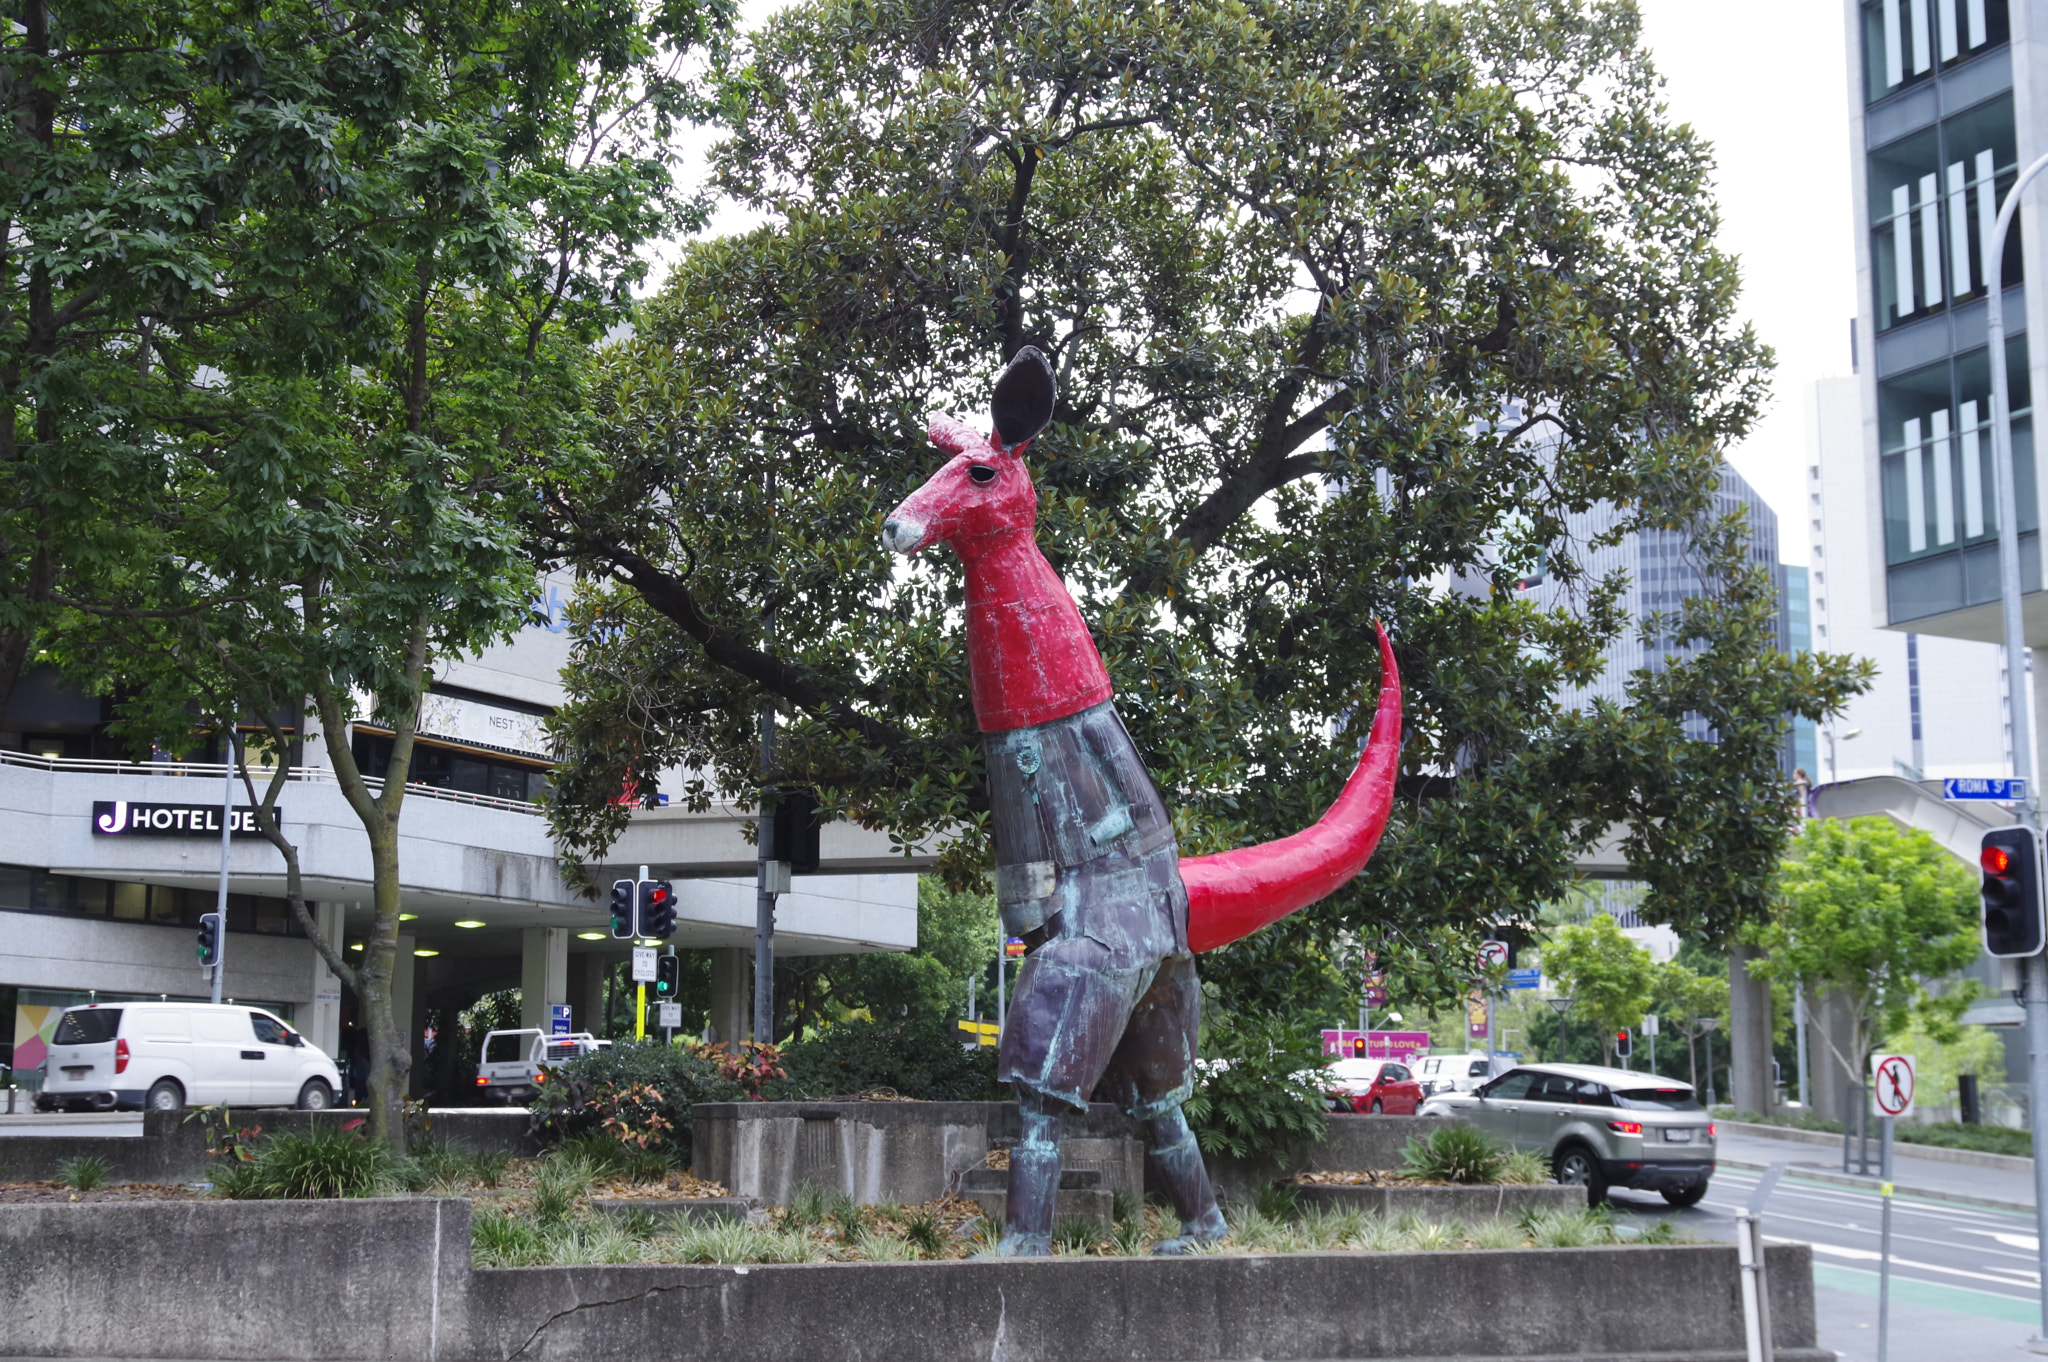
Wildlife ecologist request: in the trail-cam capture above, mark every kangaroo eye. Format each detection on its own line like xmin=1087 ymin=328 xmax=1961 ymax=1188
xmin=968 ymin=464 xmax=998 ymax=485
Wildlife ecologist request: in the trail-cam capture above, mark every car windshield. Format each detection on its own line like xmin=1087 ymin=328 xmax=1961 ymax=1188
xmin=1611 ymin=1087 xmax=1703 ymax=1112
xmin=53 ymin=1009 xmax=122 ymax=1045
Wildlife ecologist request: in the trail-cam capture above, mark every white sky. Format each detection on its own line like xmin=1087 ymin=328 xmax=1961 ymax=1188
xmin=673 ymin=2 xmax=1855 ymax=566
xmin=1635 ymin=1 xmax=1859 ymax=567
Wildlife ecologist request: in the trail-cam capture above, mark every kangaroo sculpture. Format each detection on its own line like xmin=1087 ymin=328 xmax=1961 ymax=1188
xmin=882 ymin=347 xmax=1403 ymax=1255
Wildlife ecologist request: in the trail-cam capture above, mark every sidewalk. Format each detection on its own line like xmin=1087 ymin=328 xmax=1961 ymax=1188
xmin=1715 ymin=1122 xmax=2037 ymax=1210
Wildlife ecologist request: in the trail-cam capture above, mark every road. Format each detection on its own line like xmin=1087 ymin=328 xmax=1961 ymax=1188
xmin=1606 ymin=1166 xmax=2041 ymax=1361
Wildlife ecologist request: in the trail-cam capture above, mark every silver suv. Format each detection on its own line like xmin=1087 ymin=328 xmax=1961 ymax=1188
xmin=1418 ymin=1063 xmax=1716 ymax=1206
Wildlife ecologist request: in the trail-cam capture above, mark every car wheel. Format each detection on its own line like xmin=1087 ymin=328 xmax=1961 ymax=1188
xmin=145 ymin=1079 xmax=184 ymax=1113
xmin=1369 ymin=1098 xmax=1384 ymax=1114
xmin=296 ymin=1079 xmax=335 ymax=1111
xmin=1661 ymin=1181 xmax=1709 ymax=1208
xmin=1552 ymin=1143 xmax=1608 ymax=1204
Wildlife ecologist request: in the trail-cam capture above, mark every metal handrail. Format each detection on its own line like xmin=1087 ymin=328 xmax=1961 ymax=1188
xmin=0 ymin=747 xmax=545 ymax=816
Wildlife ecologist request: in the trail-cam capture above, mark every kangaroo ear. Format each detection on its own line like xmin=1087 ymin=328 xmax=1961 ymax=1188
xmin=991 ymin=346 xmax=1056 ymax=451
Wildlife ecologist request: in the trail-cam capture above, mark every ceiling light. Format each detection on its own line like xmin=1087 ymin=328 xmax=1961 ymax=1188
xmin=454 ymin=920 xmax=486 ymax=929
xmin=413 ymin=948 xmax=439 ymax=957
xmin=399 ymin=913 xmax=418 ymax=921
xmin=576 ymin=931 xmax=607 ymax=940
xmin=348 ymin=942 xmax=364 ymax=952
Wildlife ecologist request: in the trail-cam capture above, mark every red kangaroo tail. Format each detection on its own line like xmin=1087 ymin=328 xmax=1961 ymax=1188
xmin=1181 ymin=624 xmax=1402 ymax=954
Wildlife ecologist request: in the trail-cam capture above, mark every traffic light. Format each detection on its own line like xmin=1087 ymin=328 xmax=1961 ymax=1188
xmin=609 ymin=879 xmax=638 ymax=940
xmin=654 ymin=953 xmax=680 ymax=999
xmin=771 ymin=789 xmax=822 ymax=874
xmin=1981 ymin=826 xmax=2046 ymax=958
xmin=196 ymin=912 xmax=222 ymax=968
xmin=1614 ymin=1028 xmax=1632 ymax=1060
xmin=1351 ymin=1036 xmax=1367 ymax=1058
xmin=641 ymin=880 xmax=677 ymax=939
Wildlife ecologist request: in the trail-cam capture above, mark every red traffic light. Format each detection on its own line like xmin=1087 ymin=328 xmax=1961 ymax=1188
xmin=1984 ymin=845 xmax=2013 ymax=875
xmin=1351 ymin=1037 xmax=1367 ymax=1057
xmin=645 ymin=883 xmax=673 ymax=910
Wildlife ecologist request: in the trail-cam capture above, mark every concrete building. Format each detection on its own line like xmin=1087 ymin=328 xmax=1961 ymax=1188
xmin=0 ymin=577 xmax=921 ymax=1093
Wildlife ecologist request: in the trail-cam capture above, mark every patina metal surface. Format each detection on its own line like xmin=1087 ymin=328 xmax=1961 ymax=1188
xmin=880 ymin=346 xmax=1402 ymax=1255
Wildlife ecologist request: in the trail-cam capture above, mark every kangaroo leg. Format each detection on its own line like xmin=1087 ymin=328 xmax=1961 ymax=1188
xmin=985 ymin=1093 xmax=1062 ymax=1257
xmin=1146 ymin=1104 xmax=1227 ymax=1254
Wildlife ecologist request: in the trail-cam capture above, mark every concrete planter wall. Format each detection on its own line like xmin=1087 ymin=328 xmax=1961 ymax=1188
xmin=0 ymin=1108 xmax=538 ymax=1185
xmin=691 ymin=1100 xmax=1145 ymax=1206
xmin=0 ymin=1197 xmax=1826 ymax=1362
xmin=1291 ymin=1181 xmax=1587 ymax=1218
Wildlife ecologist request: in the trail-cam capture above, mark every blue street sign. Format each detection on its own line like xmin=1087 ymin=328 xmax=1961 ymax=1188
xmin=550 ymin=1005 xmax=572 ymax=1036
xmin=1505 ymin=968 xmax=1542 ymax=990
xmin=1943 ymin=777 xmax=2027 ymax=802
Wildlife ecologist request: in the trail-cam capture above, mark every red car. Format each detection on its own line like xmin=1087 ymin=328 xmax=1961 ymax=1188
xmin=1325 ymin=1058 xmax=1425 ymax=1114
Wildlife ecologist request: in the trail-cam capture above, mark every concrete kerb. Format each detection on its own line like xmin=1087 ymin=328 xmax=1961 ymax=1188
xmin=1717 ymin=1117 xmax=2034 ymax=1173
xmin=0 ymin=1199 xmax=1826 ymax=1362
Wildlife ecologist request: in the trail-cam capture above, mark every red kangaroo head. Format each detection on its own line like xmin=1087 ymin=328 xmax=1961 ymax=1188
xmin=884 ymin=347 xmax=1055 ymax=557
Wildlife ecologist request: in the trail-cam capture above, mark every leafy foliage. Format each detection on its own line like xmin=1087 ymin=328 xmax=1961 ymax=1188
xmin=56 ymin=1155 xmax=110 ymax=1193
xmin=530 ymin=1041 xmax=748 ymax=1163
xmin=1540 ymin=914 xmax=1659 ymax=1065
xmin=1400 ymin=1125 xmax=1507 ymax=1185
xmin=542 ymin=0 xmax=1868 ymax=1030
xmin=213 ymin=1128 xmax=392 ymax=1200
xmin=1183 ymin=1013 xmax=1329 ymax=1161
xmin=1745 ymin=817 xmax=1981 ymax=1094
xmin=774 ymin=1017 xmax=1001 ymax=1101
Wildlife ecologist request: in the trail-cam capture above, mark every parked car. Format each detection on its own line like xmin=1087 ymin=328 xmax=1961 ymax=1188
xmin=1413 ymin=1051 xmax=1512 ymax=1096
xmin=1322 ymin=1058 xmax=1425 ymax=1114
xmin=475 ymin=1029 xmax=608 ymax=1105
xmin=1417 ymin=1062 xmax=1716 ymax=1205
xmin=35 ymin=1002 xmax=341 ymax=1113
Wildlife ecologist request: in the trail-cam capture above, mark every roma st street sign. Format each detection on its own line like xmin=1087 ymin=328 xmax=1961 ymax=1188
xmin=1944 ymin=777 xmax=2027 ymax=802
xmin=93 ymin=800 xmax=276 ymax=838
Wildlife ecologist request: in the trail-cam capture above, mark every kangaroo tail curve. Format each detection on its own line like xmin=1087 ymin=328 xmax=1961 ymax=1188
xmin=1181 ymin=623 xmax=1402 ymax=954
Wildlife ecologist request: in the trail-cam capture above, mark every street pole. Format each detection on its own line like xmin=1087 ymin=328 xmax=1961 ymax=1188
xmin=1877 ymin=1117 xmax=1895 ymax=1362
xmin=754 ymin=469 xmax=779 ymax=1049
xmin=1984 ymin=149 xmax=2048 ymax=1351
xmin=211 ymin=728 xmax=236 ymax=1006
xmin=1794 ymin=987 xmax=1811 ymax=1110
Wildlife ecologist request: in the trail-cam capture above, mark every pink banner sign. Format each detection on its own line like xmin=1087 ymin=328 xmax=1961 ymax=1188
xmin=1320 ymin=1029 xmax=1430 ymax=1061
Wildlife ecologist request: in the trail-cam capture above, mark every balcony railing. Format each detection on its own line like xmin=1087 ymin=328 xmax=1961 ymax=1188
xmin=0 ymin=748 xmax=546 ymax=816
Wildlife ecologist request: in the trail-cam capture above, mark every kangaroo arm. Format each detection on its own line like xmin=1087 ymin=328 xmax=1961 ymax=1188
xmin=1181 ymin=623 xmax=1402 ymax=953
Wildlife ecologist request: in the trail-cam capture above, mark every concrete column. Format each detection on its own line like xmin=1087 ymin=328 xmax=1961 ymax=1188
xmin=305 ymin=902 xmax=345 ymax=1060
xmin=565 ymin=951 xmax=606 ymax=1038
xmin=708 ymin=947 xmax=751 ymax=1043
xmin=1728 ymin=943 xmax=1775 ymax=1115
xmin=519 ymin=927 xmax=569 ymax=1033
xmin=1807 ymin=989 xmax=1861 ymax=1123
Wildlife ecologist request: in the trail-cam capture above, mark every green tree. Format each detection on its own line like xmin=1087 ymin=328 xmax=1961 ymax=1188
xmin=42 ymin=0 xmax=731 ymax=1149
xmin=1745 ymin=817 xmax=1981 ymax=1106
xmin=1541 ymin=914 xmax=1657 ymax=1066
xmin=777 ymin=878 xmax=998 ymax=1036
xmin=1651 ymin=959 xmax=1728 ymax=1090
xmin=538 ymin=0 xmax=1866 ymax=1025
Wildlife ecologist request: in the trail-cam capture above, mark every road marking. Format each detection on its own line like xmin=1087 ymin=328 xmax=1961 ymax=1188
xmin=1699 ymin=1200 xmax=2041 ymax=1263
xmin=1811 ymin=1262 xmax=2040 ymax=1325
xmin=1957 ymin=1227 xmax=2041 ymax=1253
xmin=1715 ymin=1172 xmax=2032 ymax=1223
xmin=1766 ymin=1234 xmax=2042 ymax=1289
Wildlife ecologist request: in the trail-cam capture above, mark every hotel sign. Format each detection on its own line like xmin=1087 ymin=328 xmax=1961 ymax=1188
xmin=92 ymin=801 xmax=277 ymax=838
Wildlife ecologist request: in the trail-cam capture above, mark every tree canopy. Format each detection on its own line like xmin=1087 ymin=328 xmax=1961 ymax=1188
xmin=541 ymin=0 xmax=1864 ymax=1019
xmin=1746 ymin=816 xmax=1981 ymax=1094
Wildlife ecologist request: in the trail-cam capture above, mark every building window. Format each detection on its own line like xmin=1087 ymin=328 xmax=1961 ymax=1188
xmin=350 ymin=731 xmax=552 ymax=804
xmin=0 ymin=865 xmax=303 ymax=935
xmin=1871 ymin=95 xmax=2021 ymax=332
xmin=1862 ymin=0 xmax=2008 ymax=105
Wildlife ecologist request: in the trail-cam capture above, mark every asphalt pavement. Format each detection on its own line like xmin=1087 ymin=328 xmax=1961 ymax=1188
xmin=1601 ymin=1122 xmax=2046 ymax=1361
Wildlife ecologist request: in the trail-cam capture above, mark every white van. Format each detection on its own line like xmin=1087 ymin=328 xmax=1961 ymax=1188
xmin=1413 ymin=1051 xmax=1513 ymax=1097
xmin=35 ymin=1002 xmax=342 ymax=1113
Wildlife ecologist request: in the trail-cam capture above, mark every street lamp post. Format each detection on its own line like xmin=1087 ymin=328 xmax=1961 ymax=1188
xmin=1822 ymin=726 xmax=1862 ymax=784
xmin=1984 ymin=148 xmax=2048 ymax=1352
xmin=1546 ymin=995 xmax=1575 ymax=1061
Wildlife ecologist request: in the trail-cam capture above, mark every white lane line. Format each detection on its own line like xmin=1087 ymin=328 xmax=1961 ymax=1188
xmin=1700 ymin=1200 xmax=2039 ymax=1262
xmin=1764 ymin=1235 xmax=2042 ymax=1291
xmin=1714 ymin=1174 xmax=2030 ymax=1224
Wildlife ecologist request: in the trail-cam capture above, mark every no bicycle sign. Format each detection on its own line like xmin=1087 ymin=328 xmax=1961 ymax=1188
xmin=1870 ymin=1053 xmax=1916 ymax=1120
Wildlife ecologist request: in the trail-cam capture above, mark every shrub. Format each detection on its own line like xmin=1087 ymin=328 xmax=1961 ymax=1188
xmin=215 ymin=1127 xmax=392 ymax=1199
xmin=1400 ymin=1125 xmax=1506 ymax=1185
xmin=529 ymin=1041 xmax=747 ymax=1162
xmin=57 ymin=1155 xmax=110 ymax=1192
xmin=1495 ymin=1150 xmax=1553 ymax=1185
xmin=1182 ymin=1013 xmax=1329 ymax=1162
xmin=772 ymin=1018 xmax=1000 ymax=1101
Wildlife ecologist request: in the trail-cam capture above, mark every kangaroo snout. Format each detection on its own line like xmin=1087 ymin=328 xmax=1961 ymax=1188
xmin=881 ymin=516 xmax=926 ymax=555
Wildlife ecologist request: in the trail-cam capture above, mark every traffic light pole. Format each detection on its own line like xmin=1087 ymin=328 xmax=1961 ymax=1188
xmin=210 ymin=729 xmax=236 ymax=1006
xmin=1983 ymin=151 xmax=2048 ymax=1352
